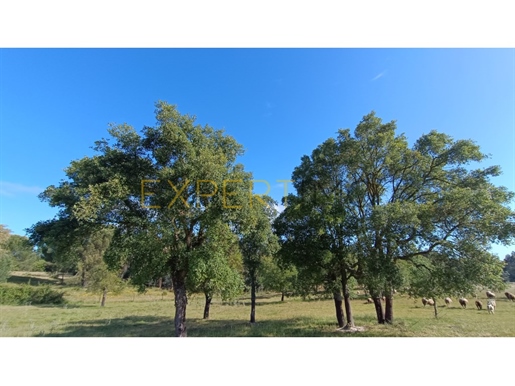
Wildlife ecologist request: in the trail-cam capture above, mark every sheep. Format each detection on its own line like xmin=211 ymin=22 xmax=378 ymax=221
xmin=426 ymin=298 xmax=435 ymax=306
xmin=458 ymin=298 xmax=468 ymax=308
xmin=365 ymin=298 xmax=373 ymax=304
xmin=504 ymin=292 xmax=515 ymax=301
xmin=444 ymin=297 xmax=452 ymax=306
xmin=475 ymin=300 xmax=483 ymax=310
xmin=487 ymin=300 xmax=496 ymax=314
xmin=486 ymin=291 xmax=496 ymax=299
xmin=421 ymin=297 xmax=428 ymax=306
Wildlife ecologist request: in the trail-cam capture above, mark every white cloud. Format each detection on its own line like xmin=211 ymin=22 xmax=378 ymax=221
xmin=371 ymin=70 xmax=386 ymax=81
xmin=0 ymin=181 xmax=43 ymax=197
xmin=273 ymin=203 xmax=286 ymax=214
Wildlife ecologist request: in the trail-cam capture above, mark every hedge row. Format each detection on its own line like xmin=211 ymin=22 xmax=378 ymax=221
xmin=0 ymin=284 xmax=65 ymax=305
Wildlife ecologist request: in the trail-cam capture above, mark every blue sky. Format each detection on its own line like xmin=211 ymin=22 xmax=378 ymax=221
xmin=1 ymin=48 xmax=514 ymax=258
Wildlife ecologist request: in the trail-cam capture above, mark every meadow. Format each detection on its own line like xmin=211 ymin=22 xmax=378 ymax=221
xmin=1 ymin=272 xmax=514 ymax=337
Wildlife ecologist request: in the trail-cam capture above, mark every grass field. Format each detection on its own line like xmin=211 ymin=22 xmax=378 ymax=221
xmin=1 ymin=272 xmax=514 ymax=337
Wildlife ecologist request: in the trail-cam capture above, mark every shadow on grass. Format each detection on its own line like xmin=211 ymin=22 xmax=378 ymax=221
xmin=34 ymin=314 xmax=360 ymax=337
xmin=35 ymin=315 xmax=175 ymax=337
xmin=7 ymin=274 xmax=60 ymax=286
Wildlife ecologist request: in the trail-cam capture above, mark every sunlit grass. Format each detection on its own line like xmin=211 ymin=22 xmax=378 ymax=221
xmin=1 ymin=273 xmax=514 ymax=337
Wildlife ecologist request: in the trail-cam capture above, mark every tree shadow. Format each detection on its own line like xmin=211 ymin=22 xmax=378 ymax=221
xmin=35 ymin=315 xmax=175 ymax=337
xmin=7 ymin=274 xmax=60 ymax=286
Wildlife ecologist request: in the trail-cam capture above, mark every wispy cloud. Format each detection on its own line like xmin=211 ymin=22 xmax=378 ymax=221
xmin=0 ymin=181 xmax=43 ymax=197
xmin=273 ymin=203 xmax=286 ymax=214
xmin=371 ymin=70 xmax=387 ymax=81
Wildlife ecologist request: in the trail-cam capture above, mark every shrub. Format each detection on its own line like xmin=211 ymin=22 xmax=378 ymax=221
xmin=0 ymin=284 xmax=65 ymax=305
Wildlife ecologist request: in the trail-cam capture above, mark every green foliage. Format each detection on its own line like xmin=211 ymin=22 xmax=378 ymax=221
xmin=259 ymin=255 xmax=297 ymax=295
xmin=0 ymin=284 xmax=65 ymax=305
xmin=188 ymin=221 xmax=244 ymax=301
xmin=503 ymin=251 xmax=515 ymax=282
xmin=86 ymin=262 xmax=125 ymax=295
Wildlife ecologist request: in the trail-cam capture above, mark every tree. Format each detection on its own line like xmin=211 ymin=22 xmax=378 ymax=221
xmin=87 ymin=260 xmax=126 ymax=306
xmin=259 ymin=255 xmax=297 ymax=301
xmin=0 ymin=225 xmax=13 ymax=282
xmin=341 ymin=112 xmax=515 ymax=323
xmin=503 ymin=252 xmax=515 ymax=282
xmin=4 ymin=235 xmax=45 ymax=272
xmin=35 ymin=102 xmax=255 ymax=337
xmin=278 ymin=111 xmax=515 ymax=326
xmin=274 ymin=139 xmax=360 ymax=329
xmin=188 ymin=221 xmax=244 ymax=319
xmin=239 ymin=197 xmax=279 ymax=323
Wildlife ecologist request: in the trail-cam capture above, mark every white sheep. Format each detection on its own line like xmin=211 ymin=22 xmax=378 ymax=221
xmin=487 ymin=300 xmax=496 ymax=314
xmin=458 ymin=298 xmax=468 ymax=308
xmin=486 ymin=291 xmax=496 ymax=299
xmin=421 ymin=297 xmax=428 ymax=306
xmin=427 ymin=298 xmax=435 ymax=306
xmin=504 ymin=292 xmax=515 ymax=301
xmin=475 ymin=300 xmax=483 ymax=310
xmin=444 ymin=297 xmax=452 ymax=306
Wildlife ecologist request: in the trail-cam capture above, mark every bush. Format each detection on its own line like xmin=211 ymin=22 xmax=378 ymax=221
xmin=0 ymin=284 xmax=65 ymax=305
xmin=0 ymin=254 xmax=13 ymax=283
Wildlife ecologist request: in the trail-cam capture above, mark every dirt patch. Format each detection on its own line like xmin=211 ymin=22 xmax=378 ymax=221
xmin=336 ymin=325 xmax=366 ymax=333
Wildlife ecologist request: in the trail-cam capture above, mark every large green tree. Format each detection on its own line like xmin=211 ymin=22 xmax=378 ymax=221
xmin=35 ymin=102 xmax=255 ymax=337
xmin=278 ymin=111 xmax=515 ymax=325
xmin=274 ymin=139 xmax=360 ymax=329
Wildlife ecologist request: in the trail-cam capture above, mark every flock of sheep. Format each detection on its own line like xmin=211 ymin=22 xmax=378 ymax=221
xmin=421 ymin=291 xmax=515 ymax=314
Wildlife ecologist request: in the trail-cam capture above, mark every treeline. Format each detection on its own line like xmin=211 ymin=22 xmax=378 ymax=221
xmin=17 ymin=102 xmax=515 ymax=336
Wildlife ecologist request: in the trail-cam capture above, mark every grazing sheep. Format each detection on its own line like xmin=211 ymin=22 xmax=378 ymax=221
xmin=505 ymin=292 xmax=515 ymax=301
xmin=422 ymin=297 xmax=428 ymax=306
xmin=381 ymin=296 xmax=386 ymax=302
xmin=475 ymin=300 xmax=483 ymax=310
xmin=486 ymin=291 xmax=496 ymax=299
xmin=458 ymin=298 xmax=468 ymax=308
xmin=444 ymin=297 xmax=452 ymax=306
xmin=427 ymin=299 xmax=435 ymax=306
xmin=365 ymin=298 xmax=373 ymax=304
xmin=487 ymin=300 xmax=496 ymax=314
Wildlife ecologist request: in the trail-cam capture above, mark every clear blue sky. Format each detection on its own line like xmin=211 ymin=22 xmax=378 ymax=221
xmin=1 ymin=48 xmax=514 ymax=258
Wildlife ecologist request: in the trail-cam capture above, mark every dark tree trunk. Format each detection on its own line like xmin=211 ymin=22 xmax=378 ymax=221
xmin=203 ymin=292 xmax=212 ymax=319
xmin=250 ymin=271 xmax=256 ymax=323
xmin=384 ymin=292 xmax=393 ymax=324
xmin=341 ymin=275 xmax=354 ymax=327
xmin=101 ymin=288 xmax=107 ymax=307
xmin=281 ymin=292 xmax=285 ymax=302
xmin=373 ymin=296 xmax=385 ymax=324
xmin=172 ymin=271 xmax=188 ymax=337
xmin=433 ymin=298 xmax=438 ymax=319
xmin=333 ymin=292 xmax=345 ymax=328
xmin=81 ymin=267 xmax=86 ymax=288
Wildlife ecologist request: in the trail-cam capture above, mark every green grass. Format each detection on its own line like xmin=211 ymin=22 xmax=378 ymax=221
xmin=1 ymin=272 xmax=514 ymax=337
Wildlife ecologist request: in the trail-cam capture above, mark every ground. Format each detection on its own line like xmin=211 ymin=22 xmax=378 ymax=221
xmin=1 ymin=272 xmax=514 ymax=337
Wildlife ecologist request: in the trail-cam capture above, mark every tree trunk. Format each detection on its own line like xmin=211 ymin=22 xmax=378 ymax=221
xmin=172 ymin=271 xmax=188 ymax=337
xmin=203 ymin=292 xmax=212 ymax=319
xmin=250 ymin=271 xmax=256 ymax=323
xmin=342 ymin=276 xmax=355 ymax=327
xmin=101 ymin=288 xmax=107 ymax=307
xmin=157 ymin=277 xmax=163 ymax=289
xmin=81 ymin=269 xmax=86 ymax=287
xmin=333 ymin=292 xmax=345 ymax=328
xmin=433 ymin=298 xmax=438 ymax=319
xmin=373 ymin=296 xmax=385 ymax=324
xmin=281 ymin=292 xmax=285 ymax=302
xmin=384 ymin=292 xmax=393 ymax=324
